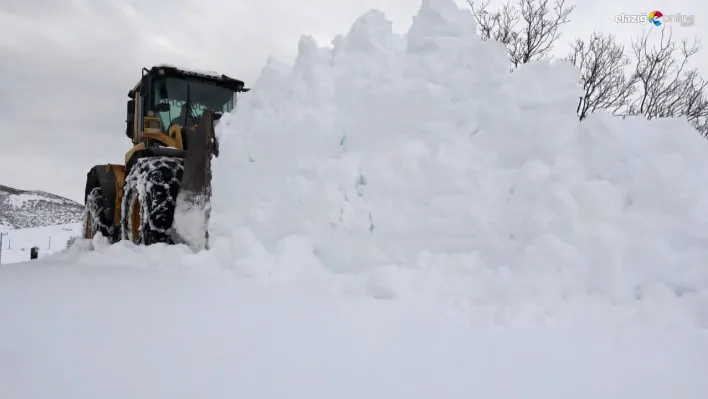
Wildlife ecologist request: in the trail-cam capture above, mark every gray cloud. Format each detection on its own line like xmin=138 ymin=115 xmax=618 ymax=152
xmin=0 ymin=0 xmax=705 ymax=202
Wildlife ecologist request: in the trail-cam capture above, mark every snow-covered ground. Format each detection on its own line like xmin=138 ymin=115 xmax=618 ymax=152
xmin=0 ymin=222 xmax=80 ymax=264
xmin=2 ymin=0 xmax=708 ymax=397
xmin=1 ymin=263 xmax=707 ymax=399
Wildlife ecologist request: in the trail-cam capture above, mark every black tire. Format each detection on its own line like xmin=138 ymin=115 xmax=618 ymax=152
xmin=121 ymin=156 xmax=184 ymax=245
xmin=82 ymin=186 xmax=113 ymax=240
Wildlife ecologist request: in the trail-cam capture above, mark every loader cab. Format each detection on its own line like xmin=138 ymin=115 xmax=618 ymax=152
xmin=125 ymin=65 xmax=248 ymax=144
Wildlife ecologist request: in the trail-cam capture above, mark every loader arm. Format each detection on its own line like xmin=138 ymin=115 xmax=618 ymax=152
xmin=169 ymin=111 xmax=219 ymax=251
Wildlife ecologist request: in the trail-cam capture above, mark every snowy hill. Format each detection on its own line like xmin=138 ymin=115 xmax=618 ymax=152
xmin=0 ymin=184 xmax=83 ymax=230
xmin=1 ymin=0 xmax=707 ymax=397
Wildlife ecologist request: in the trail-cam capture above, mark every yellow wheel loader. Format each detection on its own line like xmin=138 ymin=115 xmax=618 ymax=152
xmin=81 ymin=65 xmax=248 ymax=251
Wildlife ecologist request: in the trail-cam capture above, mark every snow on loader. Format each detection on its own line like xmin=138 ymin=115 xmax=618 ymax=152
xmin=81 ymin=65 xmax=248 ymax=251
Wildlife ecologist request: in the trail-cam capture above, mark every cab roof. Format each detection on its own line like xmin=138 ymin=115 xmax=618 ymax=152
xmin=130 ymin=64 xmax=248 ymax=95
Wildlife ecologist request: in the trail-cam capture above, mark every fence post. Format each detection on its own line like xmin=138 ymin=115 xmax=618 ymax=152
xmin=48 ymin=236 xmax=51 ymax=250
xmin=0 ymin=232 xmax=7 ymax=265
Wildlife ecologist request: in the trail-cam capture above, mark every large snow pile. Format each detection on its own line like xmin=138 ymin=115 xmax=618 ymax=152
xmin=52 ymin=0 xmax=708 ymax=328
xmin=199 ymin=0 xmax=708 ymax=326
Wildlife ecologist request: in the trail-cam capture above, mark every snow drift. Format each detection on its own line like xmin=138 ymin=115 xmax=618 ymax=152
xmin=64 ymin=0 xmax=708 ymax=327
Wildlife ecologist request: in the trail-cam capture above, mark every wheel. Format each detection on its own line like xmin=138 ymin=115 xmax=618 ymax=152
xmin=82 ymin=186 xmax=113 ymax=240
xmin=121 ymin=156 xmax=184 ymax=245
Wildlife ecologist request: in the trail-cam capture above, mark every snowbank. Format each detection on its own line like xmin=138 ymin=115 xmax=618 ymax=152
xmin=36 ymin=0 xmax=707 ymax=328
xmin=201 ymin=0 xmax=708 ymax=326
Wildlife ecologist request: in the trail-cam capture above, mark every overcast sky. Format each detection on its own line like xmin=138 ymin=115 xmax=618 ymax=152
xmin=0 ymin=0 xmax=705 ymax=202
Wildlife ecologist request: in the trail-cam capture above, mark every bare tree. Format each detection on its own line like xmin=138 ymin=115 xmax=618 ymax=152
xmin=682 ymin=73 xmax=708 ymax=135
xmin=468 ymin=0 xmax=575 ymax=68
xmin=565 ymin=32 xmax=637 ymax=120
xmin=468 ymin=0 xmax=708 ymax=136
xmin=628 ymin=27 xmax=708 ymax=135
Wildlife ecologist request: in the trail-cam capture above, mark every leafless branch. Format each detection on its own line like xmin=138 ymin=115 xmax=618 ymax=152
xmin=564 ymin=32 xmax=637 ymax=120
xmin=627 ymin=26 xmax=708 ymax=135
xmin=468 ymin=0 xmax=575 ymax=68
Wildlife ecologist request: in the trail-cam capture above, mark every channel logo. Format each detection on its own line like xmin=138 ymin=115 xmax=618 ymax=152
xmin=648 ymin=10 xmax=663 ymax=26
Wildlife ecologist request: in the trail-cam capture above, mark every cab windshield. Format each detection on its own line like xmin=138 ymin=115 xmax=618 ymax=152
xmin=153 ymin=77 xmax=235 ymax=128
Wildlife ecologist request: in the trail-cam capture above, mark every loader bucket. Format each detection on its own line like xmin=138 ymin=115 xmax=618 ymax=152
xmin=169 ymin=111 xmax=220 ymax=251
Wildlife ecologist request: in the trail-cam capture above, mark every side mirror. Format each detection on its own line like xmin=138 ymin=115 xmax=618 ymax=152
xmin=126 ymin=100 xmax=135 ymax=139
